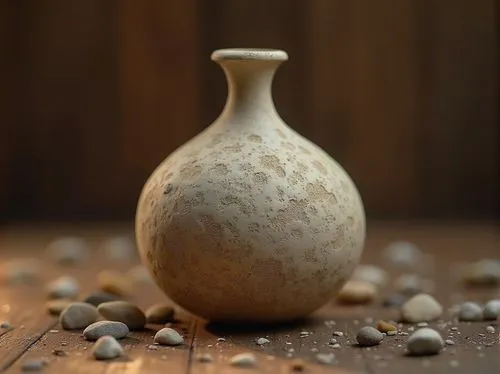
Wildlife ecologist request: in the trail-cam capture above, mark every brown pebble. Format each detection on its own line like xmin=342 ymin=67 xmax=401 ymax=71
xmin=377 ymin=320 xmax=397 ymax=333
xmin=52 ymin=349 xmax=67 ymax=356
xmin=46 ymin=299 xmax=73 ymax=316
xmin=290 ymin=358 xmax=306 ymax=371
xmin=97 ymin=270 xmax=133 ymax=296
xmin=336 ymin=280 xmax=376 ymax=305
xmin=145 ymin=303 xmax=175 ymax=324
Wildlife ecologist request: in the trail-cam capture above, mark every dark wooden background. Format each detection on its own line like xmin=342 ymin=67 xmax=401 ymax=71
xmin=1 ymin=0 xmax=498 ymax=222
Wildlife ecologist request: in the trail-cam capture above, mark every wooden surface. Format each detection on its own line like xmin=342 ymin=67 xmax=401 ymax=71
xmin=1 ymin=0 xmax=498 ymax=221
xmin=0 ymin=223 xmax=499 ymax=373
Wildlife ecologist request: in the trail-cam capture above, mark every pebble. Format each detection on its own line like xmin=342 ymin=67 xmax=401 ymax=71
xmin=256 ymin=337 xmax=270 ymax=345
xmin=382 ymin=293 xmax=407 ymax=308
xmin=154 ymin=327 xmax=184 ymax=346
xmin=351 ymin=265 xmax=389 ymax=287
xmin=97 ymin=270 xmax=133 ymax=296
xmin=46 ymin=299 xmax=73 ymax=316
xmin=445 ymin=339 xmax=455 ymax=345
xmin=126 ymin=265 xmax=154 ymax=284
xmin=83 ymin=321 xmax=129 ymax=341
xmin=315 ymin=353 xmax=336 ymax=365
xmin=217 ymin=337 xmax=226 ymax=342
xmin=46 ymin=236 xmax=89 ymax=265
xmin=462 ymin=259 xmax=500 ymax=286
xmin=92 ymin=336 xmax=124 ymax=360
xmin=46 ymin=276 xmax=80 ymax=300
xmin=52 ymin=349 xmax=67 ymax=356
xmin=330 ymin=343 xmax=341 ymax=349
xmin=407 ymin=328 xmax=444 ymax=356
xmin=98 ymin=301 xmax=146 ymax=330
xmin=401 ymin=293 xmax=443 ymax=323
xmin=333 ymin=331 xmax=343 ymax=337
xmin=20 ymin=359 xmax=46 ymax=372
xmin=83 ymin=292 xmax=121 ymax=307
xmin=483 ymin=299 xmax=500 ymax=320
xmin=102 ymin=236 xmax=136 ymax=261
xmin=60 ymin=302 xmax=98 ymax=330
xmin=376 ymin=320 xmax=397 ymax=333
xmin=387 ymin=330 xmax=397 ymax=336
xmin=336 ymin=280 xmax=377 ymax=304
xmin=229 ymin=352 xmax=257 ymax=367
xmin=196 ymin=353 xmax=214 ymax=363
xmin=384 ymin=241 xmax=422 ymax=266
xmin=417 ymin=322 xmax=429 ymax=327
xmin=485 ymin=325 xmax=495 ymax=333
xmin=290 ymin=358 xmax=306 ymax=371
xmin=458 ymin=302 xmax=483 ymax=321
xmin=145 ymin=303 xmax=175 ymax=324
xmin=1 ymin=258 xmax=41 ymax=285
xmin=356 ymin=326 xmax=384 ymax=347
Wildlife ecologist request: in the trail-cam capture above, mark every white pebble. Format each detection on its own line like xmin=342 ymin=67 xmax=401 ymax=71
xmin=356 ymin=326 xmax=384 ymax=347
xmin=102 ymin=236 xmax=136 ymax=261
xmin=333 ymin=331 xmax=344 ymax=337
xmin=46 ymin=236 xmax=89 ymax=265
xmin=407 ymin=328 xmax=444 ymax=356
xmin=230 ymin=352 xmax=257 ymax=367
xmin=154 ymin=327 xmax=184 ymax=346
xmin=60 ymin=302 xmax=98 ymax=330
xmin=92 ymin=336 xmax=124 ymax=360
xmin=46 ymin=276 xmax=79 ymax=299
xmin=458 ymin=302 xmax=483 ymax=321
xmin=196 ymin=353 xmax=214 ymax=363
xmin=83 ymin=321 xmax=129 ymax=341
xmin=350 ymin=265 xmax=388 ymax=287
xmin=384 ymin=241 xmax=422 ymax=266
xmin=445 ymin=339 xmax=455 ymax=345
xmin=331 ymin=343 xmax=341 ymax=349
xmin=417 ymin=322 xmax=428 ymax=327
xmin=483 ymin=299 xmax=500 ymax=320
xmin=401 ymin=293 xmax=443 ymax=323
xmin=316 ymin=353 xmax=336 ymax=365
xmin=256 ymin=337 xmax=270 ymax=345
xmin=485 ymin=325 xmax=495 ymax=333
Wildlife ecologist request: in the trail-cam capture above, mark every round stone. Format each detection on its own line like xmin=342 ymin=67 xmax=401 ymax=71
xmin=98 ymin=301 xmax=146 ymax=330
xmin=407 ymin=327 xmax=444 ymax=356
xmin=83 ymin=292 xmax=121 ymax=307
xmin=376 ymin=320 xmax=397 ymax=333
xmin=92 ymin=336 xmax=124 ymax=360
xmin=230 ymin=352 xmax=257 ymax=367
xmin=458 ymin=302 xmax=483 ymax=321
xmin=401 ymin=293 xmax=443 ymax=323
xmin=46 ymin=299 xmax=73 ymax=316
xmin=46 ymin=276 xmax=79 ymax=300
xmin=154 ymin=327 xmax=184 ymax=346
xmin=60 ymin=302 xmax=99 ymax=330
xmin=336 ymin=281 xmax=377 ymax=304
xmin=384 ymin=241 xmax=422 ymax=266
xmin=356 ymin=326 xmax=384 ymax=347
xmin=351 ymin=265 xmax=388 ymax=287
xmin=256 ymin=337 xmax=270 ymax=345
xmin=83 ymin=321 xmax=129 ymax=341
xmin=145 ymin=303 xmax=175 ymax=324
xmin=462 ymin=259 xmax=500 ymax=286
xmin=483 ymin=299 xmax=500 ymax=320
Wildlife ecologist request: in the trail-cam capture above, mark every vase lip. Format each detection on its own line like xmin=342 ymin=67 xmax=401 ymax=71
xmin=211 ymin=48 xmax=288 ymax=62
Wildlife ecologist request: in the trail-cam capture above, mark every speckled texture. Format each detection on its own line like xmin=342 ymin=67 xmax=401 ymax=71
xmin=135 ymin=48 xmax=366 ymax=323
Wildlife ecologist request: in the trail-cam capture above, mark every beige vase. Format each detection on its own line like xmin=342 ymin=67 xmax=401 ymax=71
xmin=135 ymin=48 xmax=366 ymax=323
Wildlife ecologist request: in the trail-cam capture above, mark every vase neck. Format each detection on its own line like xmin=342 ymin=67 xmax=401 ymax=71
xmin=212 ymin=49 xmax=288 ymax=126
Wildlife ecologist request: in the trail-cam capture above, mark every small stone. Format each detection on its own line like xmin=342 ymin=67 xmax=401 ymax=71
xmin=485 ymin=325 xmax=495 ymax=333
xmin=290 ymin=358 xmax=306 ymax=371
xmin=483 ymin=299 xmax=500 ymax=320
xmin=60 ymin=302 xmax=99 ymax=330
xmin=229 ymin=352 xmax=257 ymax=367
xmin=20 ymin=359 xmax=46 ymax=372
xmin=1 ymin=321 xmax=11 ymax=329
xmin=417 ymin=322 xmax=429 ymax=327
xmin=52 ymin=349 xmax=67 ymax=356
xmin=98 ymin=301 xmax=146 ymax=330
xmin=407 ymin=328 xmax=444 ymax=356
xmin=97 ymin=270 xmax=133 ymax=296
xmin=315 ymin=353 xmax=335 ymax=365
xmin=1 ymin=258 xmax=41 ymax=285
xmin=102 ymin=236 xmax=136 ymax=261
xmin=458 ymin=302 xmax=483 ymax=321
xmin=46 ymin=236 xmax=89 ymax=265
xmin=46 ymin=276 xmax=79 ymax=299
xmin=462 ymin=259 xmax=500 ymax=286
xmin=401 ymin=293 xmax=443 ymax=323
xmin=92 ymin=336 xmax=124 ymax=360
xmin=333 ymin=331 xmax=344 ymax=337
xmin=83 ymin=292 xmax=121 ymax=307
xmin=126 ymin=265 xmax=153 ymax=284
xmin=154 ymin=327 xmax=184 ymax=345
xmin=384 ymin=241 xmax=422 ymax=266
xmin=376 ymin=320 xmax=397 ymax=333
xmin=331 ymin=343 xmax=341 ymax=349
xmin=310 ymin=347 xmax=318 ymax=353
xmin=382 ymin=293 xmax=407 ymax=308
xmin=387 ymin=330 xmax=397 ymax=336
xmin=445 ymin=339 xmax=455 ymax=345
xmin=351 ymin=265 xmax=389 ymax=287
xmin=356 ymin=326 xmax=383 ymax=347
xmin=196 ymin=353 xmax=214 ymax=363
xmin=336 ymin=280 xmax=377 ymax=304
xmin=450 ymin=326 xmax=458 ymax=331
xmin=256 ymin=337 xmax=270 ymax=345
xmin=328 ymin=338 xmax=337 ymax=344
xmin=145 ymin=303 xmax=175 ymax=324
xmin=217 ymin=337 xmax=226 ymax=342
xmin=46 ymin=299 xmax=73 ymax=315
xmin=83 ymin=321 xmax=129 ymax=341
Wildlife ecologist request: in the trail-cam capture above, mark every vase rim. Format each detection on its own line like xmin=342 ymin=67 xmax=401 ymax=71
xmin=211 ymin=48 xmax=288 ymax=62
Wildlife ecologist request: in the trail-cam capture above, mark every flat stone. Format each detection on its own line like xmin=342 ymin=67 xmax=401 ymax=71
xmin=230 ymin=352 xmax=257 ymax=367
xmin=46 ymin=299 xmax=73 ymax=316
xmin=356 ymin=326 xmax=384 ymax=347
xmin=407 ymin=327 xmax=444 ymax=356
xmin=83 ymin=292 xmax=121 ymax=307
xmin=46 ymin=276 xmax=79 ymax=300
xmin=154 ymin=327 xmax=184 ymax=345
xmin=376 ymin=320 xmax=397 ymax=333
xmin=483 ymin=299 xmax=500 ymax=320
xmin=336 ymin=280 xmax=377 ymax=304
xmin=92 ymin=336 xmax=124 ymax=360
xmin=98 ymin=301 xmax=146 ymax=330
xmin=458 ymin=302 xmax=483 ymax=321
xmin=401 ymin=293 xmax=443 ymax=323
xmin=145 ymin=303 xmax=175 ymax=324
xmin=83 ymin=321 xmax=129 ymax=341
xmin=351 ymin=265 xmax=388 ymax=287
xmin=46 ymin=236 xmax=89 ymax=265
xmin=60 ymin=302 xmax=99 ymax=330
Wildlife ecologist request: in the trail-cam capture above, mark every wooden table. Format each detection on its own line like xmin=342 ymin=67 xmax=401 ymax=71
xmin=0 ymin=222 xmax=499 ymax=373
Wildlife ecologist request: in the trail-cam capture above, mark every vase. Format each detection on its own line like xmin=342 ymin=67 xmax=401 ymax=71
xmin=135 ymin=48 xmax=365 ymax=323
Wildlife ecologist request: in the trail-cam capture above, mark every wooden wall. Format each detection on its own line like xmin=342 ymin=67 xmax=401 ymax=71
xmin=1 ymin=0 xmax=498 ymax=222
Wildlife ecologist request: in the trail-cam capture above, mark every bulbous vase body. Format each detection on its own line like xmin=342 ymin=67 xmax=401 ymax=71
xmin=136 ymin=49 xmax=365 ymax=323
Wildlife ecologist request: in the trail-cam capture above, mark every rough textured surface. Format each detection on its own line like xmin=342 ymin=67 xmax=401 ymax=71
xmin=135 ymin=49 xmax=366 ymax=322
